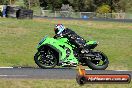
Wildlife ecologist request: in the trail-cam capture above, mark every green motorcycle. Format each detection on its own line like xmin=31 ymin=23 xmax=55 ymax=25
xmin=34 ymin=35 xmax=109 ymax=70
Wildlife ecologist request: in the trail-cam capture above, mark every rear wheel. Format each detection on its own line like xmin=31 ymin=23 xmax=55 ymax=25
xmin=34 ymin=47 xmax=58 ymax=69
xmin=86 ymin=51 xmax=109 ymax=70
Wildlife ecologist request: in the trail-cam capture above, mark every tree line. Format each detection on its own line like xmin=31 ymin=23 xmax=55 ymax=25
xmin=0 ymin=0 xmax=132 ymax=13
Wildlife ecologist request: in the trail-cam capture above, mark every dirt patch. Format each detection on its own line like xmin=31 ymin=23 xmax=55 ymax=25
xmin=128 ymin=26 xmax=132 ymax=29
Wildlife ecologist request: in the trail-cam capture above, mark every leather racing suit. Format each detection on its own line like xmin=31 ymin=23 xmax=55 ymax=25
xmin=54 ymin=28 xmax=89 ymax=51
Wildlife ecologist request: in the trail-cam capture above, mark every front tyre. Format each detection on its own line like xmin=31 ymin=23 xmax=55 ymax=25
xmin=86 ymin=52 xmax=109 ymax=70
xmin=34 ymin=47 xmax=58 ymax=69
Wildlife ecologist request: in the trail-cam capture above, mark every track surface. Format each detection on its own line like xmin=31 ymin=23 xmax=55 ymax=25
xmin=0 ymin=68 xmax=132 ymax=79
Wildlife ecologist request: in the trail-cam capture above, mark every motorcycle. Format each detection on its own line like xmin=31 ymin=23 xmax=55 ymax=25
xmin=34 ymin=35 xmax=109 ymax=70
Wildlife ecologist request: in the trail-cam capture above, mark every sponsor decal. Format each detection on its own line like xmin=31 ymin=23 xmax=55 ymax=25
xmin=76 ymin=65 xmax=131 ymax=85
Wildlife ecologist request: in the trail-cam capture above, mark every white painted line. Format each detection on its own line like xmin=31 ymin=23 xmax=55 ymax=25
xmin=0 ymin=67 xmax=131 ymax=71
xmin=0 ymin=67 xmax=13 ymax=68
xmin=84 ymin=69 xmax=132 ymax=71
xmin=114 ymin=70 xmax=132 ymax=71
xmin=0 ymin=67 xmax=34 ymax=68
xmin=0 ymin=75 xmax=28 ymax=77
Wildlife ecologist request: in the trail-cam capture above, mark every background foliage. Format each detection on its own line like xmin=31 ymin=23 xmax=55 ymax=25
xmin=38 ymin=0 xmax=132 ymax=12
xmin=0 ymin=0 xmax=131 ymax=13
xmin=0 ymin=0 xmax=9 ymax=5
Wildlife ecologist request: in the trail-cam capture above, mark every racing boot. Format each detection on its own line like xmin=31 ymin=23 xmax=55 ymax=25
xmin=62 ymin=62 xmax=77 ymax=67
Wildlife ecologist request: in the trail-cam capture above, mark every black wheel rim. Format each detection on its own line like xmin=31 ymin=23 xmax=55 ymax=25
xmin=91 ymin=53 xmax=107 ymax=66
xmin=37 ymin=49 xmax=57 ymax=67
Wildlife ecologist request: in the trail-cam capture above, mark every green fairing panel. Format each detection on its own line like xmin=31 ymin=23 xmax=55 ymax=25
xmin=38 ymin=37 xmax=78 ymax=64
xmin=87 ymin=41 xmax=97 ymax=45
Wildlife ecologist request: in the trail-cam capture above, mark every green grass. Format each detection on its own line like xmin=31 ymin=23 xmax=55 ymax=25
xmin=14 ymin=0 xmax=25 ymax=7
xmin=0 ymin=18 xmax=132 ymax=70
xmin=0 ymin=79 xmax=132 ymax=88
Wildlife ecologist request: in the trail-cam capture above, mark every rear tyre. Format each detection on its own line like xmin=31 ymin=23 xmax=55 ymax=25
xmin=86 ymin=52 xmax=109 ymax=70
xmin=34 ymin=47 xmax=58 ymax=69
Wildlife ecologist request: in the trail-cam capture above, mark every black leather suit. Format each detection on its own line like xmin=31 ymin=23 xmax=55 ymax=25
xmin=54 ymin=28 xmax=87 ymax=49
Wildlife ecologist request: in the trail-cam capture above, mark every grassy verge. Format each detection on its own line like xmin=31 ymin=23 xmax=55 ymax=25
xmin=0 ymin=79 xmax=132 ymax=88
xmin=0 ymin=18 xmax=132 ymax=70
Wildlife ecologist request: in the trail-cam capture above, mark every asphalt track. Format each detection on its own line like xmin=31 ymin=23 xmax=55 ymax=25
xmin=0 ymin=67 xmax=132 ymax=79
xmin=34 ymin=16 xmax=132 ymax=23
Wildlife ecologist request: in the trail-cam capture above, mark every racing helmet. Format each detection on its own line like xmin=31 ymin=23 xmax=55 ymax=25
xmin=54 ymin=24 xmax=65 ymax=34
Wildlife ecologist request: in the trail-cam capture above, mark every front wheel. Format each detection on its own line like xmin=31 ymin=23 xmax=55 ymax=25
xmin=86 ymin=51 xmax=109 ymax=70
xmin=34 ymin=47 xmax=58 ymax=69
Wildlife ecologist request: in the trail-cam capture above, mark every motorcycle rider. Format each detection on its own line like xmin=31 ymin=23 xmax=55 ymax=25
xmin=54 ymin=24 xmax=89 ymax=53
